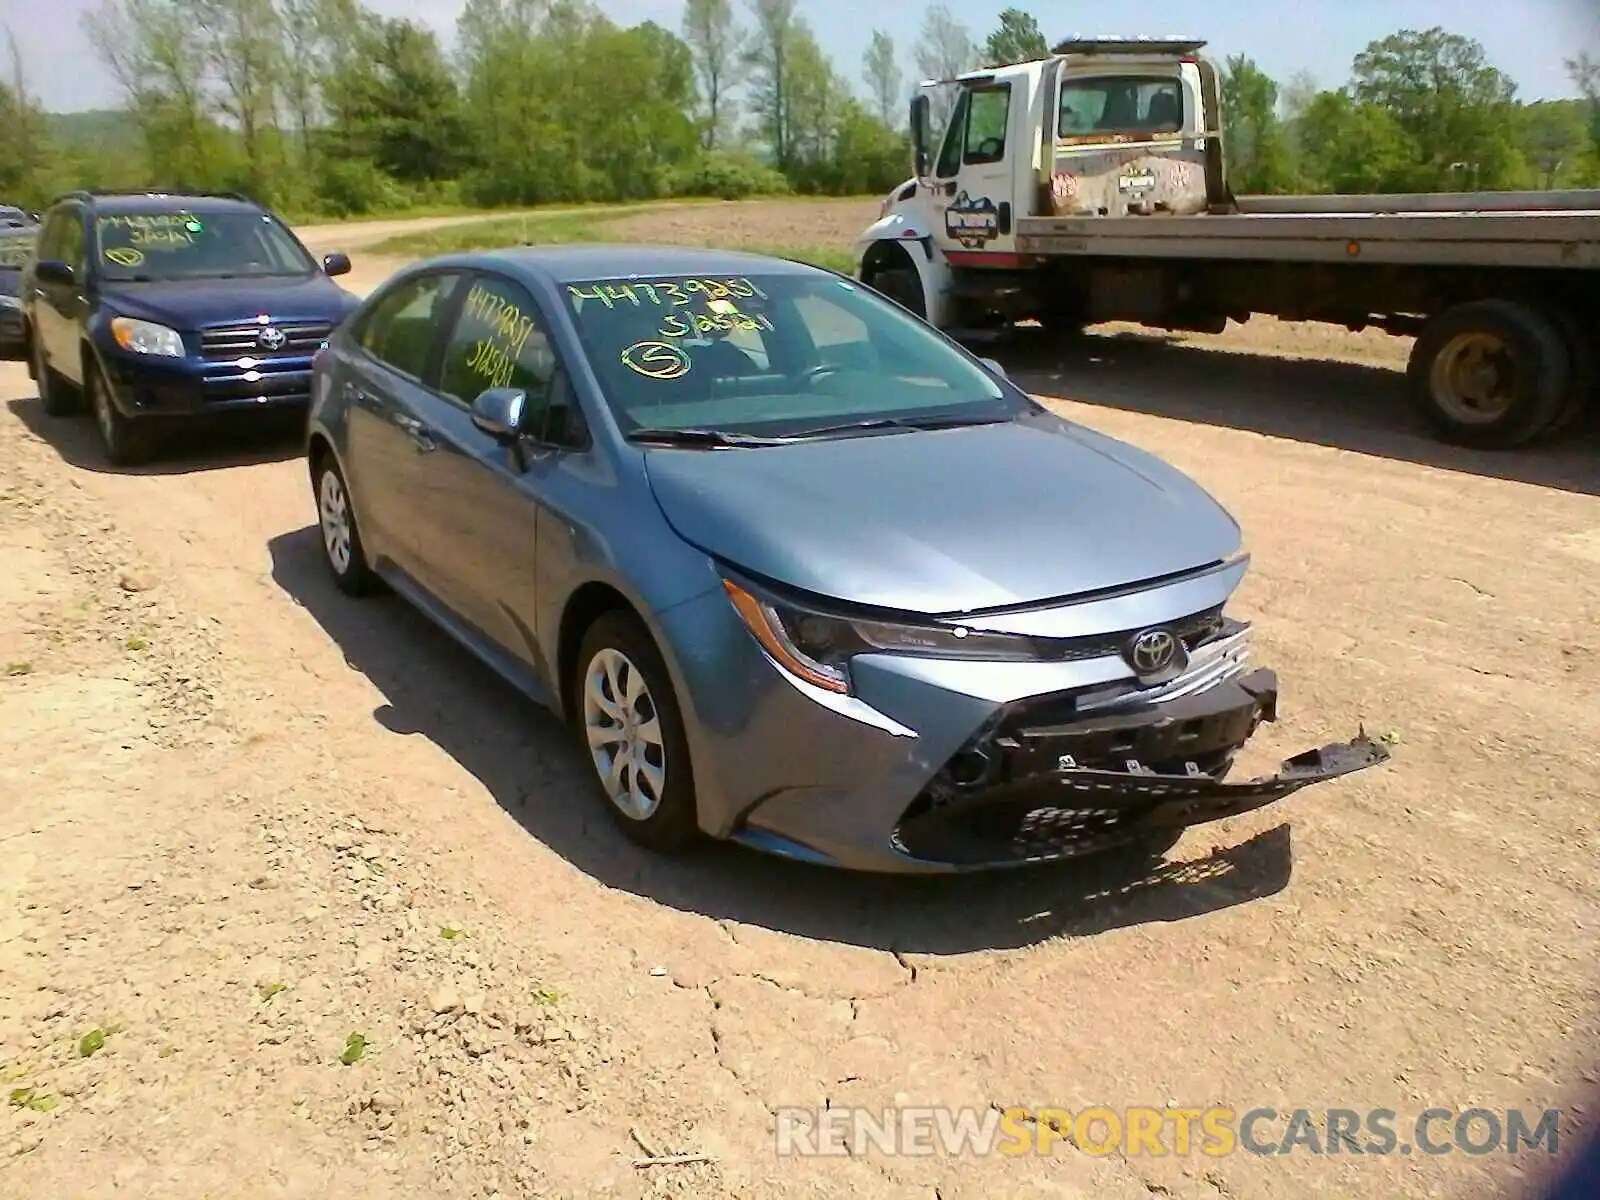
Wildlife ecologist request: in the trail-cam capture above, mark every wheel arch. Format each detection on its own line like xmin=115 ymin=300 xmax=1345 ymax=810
xmin=857 ymin=236 xmax=950 ymax=327
xmin=556 ymin=580 xmax=643 ymax=725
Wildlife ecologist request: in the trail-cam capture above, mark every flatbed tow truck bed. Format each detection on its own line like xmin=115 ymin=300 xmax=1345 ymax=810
xmin=1016 ymin=208 xmax=1600 ymax=269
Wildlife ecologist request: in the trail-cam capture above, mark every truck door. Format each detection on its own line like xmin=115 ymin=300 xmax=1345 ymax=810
xmin=928 ymin=81 xmax=1020 ymax=260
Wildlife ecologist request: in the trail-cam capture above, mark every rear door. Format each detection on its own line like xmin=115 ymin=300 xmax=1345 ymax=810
xmin=928 ymin=80 xmax=1020 ymax=261
xmin=337 ymin=269 xmax=465 ymax=581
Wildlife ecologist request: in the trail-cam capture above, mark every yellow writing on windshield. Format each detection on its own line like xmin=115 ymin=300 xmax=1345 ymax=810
xmin=129 ymin=228 xmax=195 ymax=249
xmin=99 ymin=214 xmax=202 ymax=231
xmin=567 ymin=277 xmax=768 ymax=309
xmin=621 ymin=340 xmax=692 ymax=380
xmin=103 ymin=247 xmax=145 ymax=268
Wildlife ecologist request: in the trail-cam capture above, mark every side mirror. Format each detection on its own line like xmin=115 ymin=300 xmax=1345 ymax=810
xmin=978 ymin=356 xmax=1008 ymax=380
xmin=909 ymin=94 xmax=932 ymax=179
xmin=323 ymin=252 xmax=351 ymax=277
xmin=34 ymin=259 xmax=75 ymax=287
xmin=471 ymin=387 xmax=528 ymax=444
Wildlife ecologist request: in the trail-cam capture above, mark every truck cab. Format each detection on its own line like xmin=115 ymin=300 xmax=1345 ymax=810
xmin=857 ymin=36 xmax=1227 ymax=330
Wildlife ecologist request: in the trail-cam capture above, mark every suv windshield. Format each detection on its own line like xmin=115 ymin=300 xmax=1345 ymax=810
xmin=562 ymin=271 xmax=1029 ymax=439
xmin=94 ymin=210 xmax=318 ymax=282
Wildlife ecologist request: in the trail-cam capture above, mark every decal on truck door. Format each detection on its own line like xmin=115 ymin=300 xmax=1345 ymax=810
xmin=945 ymin=191 xmax=1000 ymax=249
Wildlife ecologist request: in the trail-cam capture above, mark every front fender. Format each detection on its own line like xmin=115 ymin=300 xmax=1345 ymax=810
xmin=856 ymin=221 xmax=954 ymax=329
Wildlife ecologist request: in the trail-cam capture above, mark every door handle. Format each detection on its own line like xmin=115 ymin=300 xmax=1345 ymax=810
xmin=393 ymin=413 xmax=437 ymax=453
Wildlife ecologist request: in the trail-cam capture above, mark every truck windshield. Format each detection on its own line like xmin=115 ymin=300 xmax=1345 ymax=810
xmin=1058 ymin=75 xmax=1184 ymax=136
xmin=94 ymin=211 xmax=319 ymax=281
xmin=563 ymin=271 xmax=1029 ymax=439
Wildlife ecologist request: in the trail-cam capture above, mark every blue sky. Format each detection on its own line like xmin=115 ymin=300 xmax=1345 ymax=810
xmin=2 ymin=0 xmax=1595 ymax=113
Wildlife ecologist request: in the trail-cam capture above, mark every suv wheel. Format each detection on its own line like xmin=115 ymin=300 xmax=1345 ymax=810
xmin=33 ymin=337 xmax=82 ymax=417
xmin=86 ymin=359 xmax=155 ymax=466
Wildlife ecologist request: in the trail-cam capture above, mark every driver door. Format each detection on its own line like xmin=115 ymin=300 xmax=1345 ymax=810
xmin=929 ymin=82 xmax=1019 ymax=260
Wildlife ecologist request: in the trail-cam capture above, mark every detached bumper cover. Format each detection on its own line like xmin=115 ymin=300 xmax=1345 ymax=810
xmin=889 ymin=666 xmax=1391 ymax=869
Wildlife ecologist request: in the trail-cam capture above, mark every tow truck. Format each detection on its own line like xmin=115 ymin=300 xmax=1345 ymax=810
xmin=855 ymin=35 xmax=1600 ymax=449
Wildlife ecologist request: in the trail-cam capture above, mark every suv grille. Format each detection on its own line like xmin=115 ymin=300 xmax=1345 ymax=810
xmin=200 ymin=320 xmax=332 ymax=360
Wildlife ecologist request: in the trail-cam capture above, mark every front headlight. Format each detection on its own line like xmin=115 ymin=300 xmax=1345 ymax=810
xmin=0 ymin=294 xmax=20 ymax=311
xmin=109 ymin=316 xmax=185 ymax=357
xmin=721 ymin=577 xmax=1038 ymax=695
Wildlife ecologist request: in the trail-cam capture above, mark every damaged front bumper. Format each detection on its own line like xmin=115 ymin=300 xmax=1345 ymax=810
xmin=889 ymin=666 xmax=1390 ymax=868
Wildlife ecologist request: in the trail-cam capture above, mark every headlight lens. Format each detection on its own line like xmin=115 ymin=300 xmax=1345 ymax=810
xmin=110 ymin=316 xmax=185 ymax=357
xmin=0 ymin=294 xmax=20 ymax=311
xmin=721 ymin=577 xmax=1038 ymax=695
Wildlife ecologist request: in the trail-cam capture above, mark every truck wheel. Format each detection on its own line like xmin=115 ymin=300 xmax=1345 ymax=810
xmin=1535 ymin=303 xmax=1595 ymax=436
xmin=868 ymin=267 xmax=927 ymax=321
xmin=1407 ymin=300 xmax=1570 ymax=449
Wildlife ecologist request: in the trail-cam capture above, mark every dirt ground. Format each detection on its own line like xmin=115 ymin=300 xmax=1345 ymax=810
xmin=1 ymin=200 xmax=1597 ymax=1200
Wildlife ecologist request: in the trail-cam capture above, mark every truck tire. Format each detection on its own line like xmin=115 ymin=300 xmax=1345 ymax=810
xmin=1407 ymin=300 xmax=1570 ymax=449
xmin=1535 ymin=303 xmax=1595 ymax=436
xmin=868 ymin=267 xmax=927 ymax=321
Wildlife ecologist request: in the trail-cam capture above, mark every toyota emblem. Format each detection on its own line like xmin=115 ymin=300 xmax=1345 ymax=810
xmin=257 ymin=326 xmax=287 ymax=351
xmin=1125 ymin=627 xmax=1185 ymax=680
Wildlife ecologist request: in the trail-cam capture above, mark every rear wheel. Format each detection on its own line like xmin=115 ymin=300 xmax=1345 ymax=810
xmin=868 ymin=267 xmax=927 ymax=321
xmin=1407 ymin=300 xmax=1570 ymax=449
xmin=33 ymin=336 xmax=81 ymax=417
xmin=313 ymin=453 xmax=380 ymax=596
xmin=86 ymin=358 xmax=156 ymax=466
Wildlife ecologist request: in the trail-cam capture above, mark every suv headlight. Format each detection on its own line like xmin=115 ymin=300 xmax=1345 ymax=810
xmin=721 ymin=576 xmax=1038 ymax=695
xmin=110 ymin=316 xmax=185 ymax=357
xmin=0 ymin=294 xmax=20 ymax=311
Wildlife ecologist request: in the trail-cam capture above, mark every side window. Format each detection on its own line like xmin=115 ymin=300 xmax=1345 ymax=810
xmin=934 ymin=89 xmax=970 ymax=178
xmin=963 ymin=86 xmax=1011 ymax=165
xmin=439 ymin=274 xmax=583 ymax=446
xmin=357 ymin=271 xmax=461 ymax=380
xmin=35 ymin=212 xmax=63 ymax=260
xmin=58 ymin=212 xmax=85 ymax=272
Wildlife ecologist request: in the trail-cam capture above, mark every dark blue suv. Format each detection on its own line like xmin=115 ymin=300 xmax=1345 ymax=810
xmin=21 ymin=190 xmax=362 ymax=464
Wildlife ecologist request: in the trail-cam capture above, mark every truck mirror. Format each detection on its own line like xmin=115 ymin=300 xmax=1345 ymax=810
xmin=909 ymin=94 xmax=932 ymax=178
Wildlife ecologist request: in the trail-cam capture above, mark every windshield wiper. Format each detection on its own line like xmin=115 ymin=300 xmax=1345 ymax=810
xmin=786 ymin=412 xmax=1013 ymax=439
xmin=626 ymin=426 xmax=797 ymax=448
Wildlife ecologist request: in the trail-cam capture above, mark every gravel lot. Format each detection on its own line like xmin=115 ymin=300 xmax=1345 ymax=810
xmin=1 ymin=199 xmax=1596 ymax=1200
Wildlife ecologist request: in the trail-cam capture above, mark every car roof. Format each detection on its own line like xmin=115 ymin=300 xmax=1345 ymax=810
xmin=437 ymin=243 xmax=832 ymax=285
xmin=68 ymin=193 xmax=266 ymax=217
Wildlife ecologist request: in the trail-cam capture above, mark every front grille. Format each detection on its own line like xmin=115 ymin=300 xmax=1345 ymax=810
xmin=200 ymin=320 xmax=332 ymax=361
xmin=1024 ymin=605 xmax=1226 ymax=664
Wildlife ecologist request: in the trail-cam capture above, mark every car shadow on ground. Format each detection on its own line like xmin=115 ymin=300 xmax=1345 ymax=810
xmin=990 ymin=328 xmax=1600 ymax=498
xmin=7 ymin=395 xmax=305 ymax=476
xmin=269 ymin=523 xmax=1296 ymax=956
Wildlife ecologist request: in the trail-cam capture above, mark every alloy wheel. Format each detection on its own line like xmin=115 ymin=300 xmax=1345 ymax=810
xmin=581 ymin=646 xmax=666 ymax=821
xmin=318 ymin=467 xmax=353 ymax=576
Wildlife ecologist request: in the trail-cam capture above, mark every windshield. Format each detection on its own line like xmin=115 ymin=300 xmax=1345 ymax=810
xmin=1058 ymin=75 xmax=1185 ymax=137
xmin=94 ymin=210 xmax=318 ymax=281
xmin=562 ymin=271 xmax=1028 ymax=439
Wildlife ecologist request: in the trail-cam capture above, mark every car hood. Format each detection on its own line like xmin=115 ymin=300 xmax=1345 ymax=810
xmin=103 ymin=274 xmax=359 ymax=329
xmin=642 ymin=413 xmax=1244 ymax=615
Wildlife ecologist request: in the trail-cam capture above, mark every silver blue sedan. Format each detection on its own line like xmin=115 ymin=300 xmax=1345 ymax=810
xmin=304 ymin=245 xmax=1388 ymax=873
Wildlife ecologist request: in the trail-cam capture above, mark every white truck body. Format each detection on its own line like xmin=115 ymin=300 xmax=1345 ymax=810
xmin=855 ymin=36 xmax=1600 ymax=449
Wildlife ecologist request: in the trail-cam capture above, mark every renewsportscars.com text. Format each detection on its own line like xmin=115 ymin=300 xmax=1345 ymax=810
xmin=773 ymin=1105 xmax=1563 ymax=1158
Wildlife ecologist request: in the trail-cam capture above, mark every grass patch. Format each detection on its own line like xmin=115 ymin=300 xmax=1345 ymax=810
xmin=368 ymin=198 xmax=868 ymax=275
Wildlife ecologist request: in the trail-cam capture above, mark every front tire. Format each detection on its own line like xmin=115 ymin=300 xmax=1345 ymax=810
xmin=572 ymin=611 xmax=699 ymax=854
xmin=313 ymin=454 xmax=380 ymax=596
xmin=86 ymin=358 xmax=155 ymax=466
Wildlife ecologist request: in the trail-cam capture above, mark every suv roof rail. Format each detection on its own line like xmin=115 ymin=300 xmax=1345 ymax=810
xmin=49 ymin=188 xmax=259 ymax=206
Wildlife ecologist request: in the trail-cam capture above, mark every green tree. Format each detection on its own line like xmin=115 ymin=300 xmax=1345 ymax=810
xmin=862 ymin=30 xmax=901 ymax=128
xmin=1218 ymin=56 xmax=1294 ymax=193
xmin=1292 ymin=90 xmax=1412 ymax=193
xmin=983 ymin=8 xmax=1046 ymax=68
xmin=1350 ymin=27 xmax=1521 ymax=190
xmin=743 ymin=0 xmax=801 ymax=169
xmin=326 ymin=18 xmax=467 ymax=183
xmin=914 ymin=4 xmax=976 ymax=132
xmin=682 ymin=0 xmax=745 ymax=150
